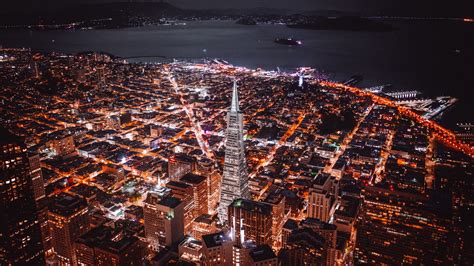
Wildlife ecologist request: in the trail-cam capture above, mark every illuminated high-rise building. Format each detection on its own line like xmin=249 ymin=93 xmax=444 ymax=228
xmin=264 ymin=189 xmax=287 ymax=250
xmin=75 ymin=224 xmax=145 ymax=266
xmin=192 ymin=214 xmax=217 ymax=240
xmin=168 ymin=153 xmax=196 ymax=181
xmin=48 ymin=192 xmax=90 ymax=265
xmin=181 ymin=172 xmax=209 ymax=217
xmin=201 ymin=231 xmax=233 ymax=265
xmin=228 ymin=198 xmax=273 ymax=246
xmin=218 ymin=82 xmax=250 ymax=223
xmin=143 ymin=194 xmax=184 ymax=251
xmin=0 ymin=129 xmax=45 ymax=265
xmin=307 ymin=173 xmax=339 ymax=223
xmin=166 ymin=180 xmax=194 ymax=235
xmin=196 ymin=158 xmax=221 ymax=216
xmin=28 ymin=152 xmax=45 ymax=201
xmin=47 ymin=133 xmax=76 ymax=157
xmin=27 ymin=152 xmax=50 ymax=256
xmin=300 ymin=218 xmax=338 ymax=266
xmin=248 ymin=245 xmax=278 ymax=266
xmin=355 ymin=185 xmax=450 ymax=265
xmin=279 ymin=228 xmax=327 ymax=265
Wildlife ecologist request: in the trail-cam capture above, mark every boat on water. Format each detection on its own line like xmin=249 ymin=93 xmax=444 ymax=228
xmin=274 ymin=38 xmax=302 ymax=46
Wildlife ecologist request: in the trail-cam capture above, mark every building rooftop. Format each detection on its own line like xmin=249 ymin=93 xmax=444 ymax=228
xmin=180 ymin=173 xmax=207 ymax=185
xmin=249 ymin=244 xmax=277 ymax=262
xmin=167 ymin=180 xmax=192 ymax=190
xmin=170 ymin=153 xmax=196 ymax=164
xmin=264 ymin=188 xmax=284 ymax=205
xmin=49 ymin=192 xmax=88 ymax=217
xmin=283 ymin=219 xmax=299 ymax=231
xmin=335 ymin=195 xmax=361 ymax=219
xmin=194 ymin=214 xmax=214 ymax=225
xmin=76 ymin=225 xmax=141 ymax=255
xmin=231 ymin=198 xmax=272 ymax=216
xmin=179 ymin=236 xmax=203 ymax=251
xmin=301 ymin=218 xmax=337 ymax=230
xmin=287 ymin=228 xmax=326 ymax=249
xmin=159 ymin=196 xmax=182 ymax=209
xmin=202 ymin=231 xmax=231 ymax=249
xmin=313 ymin=173 xmax=331 ymax=186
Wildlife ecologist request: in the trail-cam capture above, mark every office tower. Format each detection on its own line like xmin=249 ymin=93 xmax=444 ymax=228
xmin=178 ymin=236 xmax=203 ymax=264
xmin=231 ymin=242 xmax=253 ymax=266
xmin=75 ymin=225 xmax=145 ymax=266
xmin=207 ymin=170 xmax=221 ymax=215
xmin=218 ymin=82 xmax=250 ymax=223
xmin=149 ymin=248 xmax=180 ymax=266
xmin=196 ymin=157 xmax=214 ymax=176
xmin=264 ymin=189 xmax=287 ymax=250
xmin=333 ymin=195 xmax=360 ymax=234
xmin=119 ymin=112 xmax=132 ymax=125
xmin=281 ymin=218 xmax=338 ymax=265
xmin=282 ymin=219 xmax=299 ymax=248
xmin=166 ymin=180 xmax=195 ymax=235
xmin=180 ymin=172 xmax=209 ymax=217
xmin=48 ymin=192 xmax=90 ymax=265
xmin=0 ymin=129 xmax=45 ymax=264
xmin=47 ymin=134 xmax=76 ymax=157
xmin=196 ymin=158 xmax=221 ymax=215
xmin=230 ymin=242 xmax=280 ymax=266
xmin=192 ymin=214 xmax=217 ymax=240
xmin=27 ymin=151 xmax=48 ymax=254
xmin=28 ymin=152 xmax=46 ymax=201
xmin=248 ymin=245 xmax=278 ymax=266
xmin=168 ymin=153 xmax=196 ymax=181
xmin=228 ymin=199 xmax=273 ymax=246
xmin=143 ymin=194 xmax=184 ymax=251
xmin=355 ymin=185 xmax=450 ymax=265
xmin=307 ymin=173 xmax=339 ymax=222
xmin=201 ymin=231 xmax=233 ymax=265
xmin=300 ymin=218 xmax=338 ymax=266
xmin=300 ymin=219 xmax=337 ymax=248
xmin=37 ymin=202 xmax=53 ymax=256
xmin=279 ymin=228 xmax=327 ymax=266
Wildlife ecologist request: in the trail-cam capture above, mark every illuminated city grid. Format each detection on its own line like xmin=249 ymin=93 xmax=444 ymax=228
xmin=0 ymin=48 xmax=473 ymax=265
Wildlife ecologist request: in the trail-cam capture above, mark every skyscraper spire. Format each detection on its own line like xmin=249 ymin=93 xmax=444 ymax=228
xmin=230 ymin=80 xmax=239 ymax=112
xmin=218 ymin=81 xmax=250 ymax=224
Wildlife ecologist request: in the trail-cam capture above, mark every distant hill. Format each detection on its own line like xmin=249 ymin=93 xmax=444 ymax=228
xmin=7 ymin=1 xmax=462 ymax=29
xmin=288 ymin=16 xmax=394 ymax=32
xmin=301 ymin=10 xmax=355 ymax=17
xmin=0 ymin=2 xmax=184 ymax=26
xmin=1 ymin=0 xmax=472 ymax=18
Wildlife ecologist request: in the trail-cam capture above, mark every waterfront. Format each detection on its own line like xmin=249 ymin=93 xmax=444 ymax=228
xmin=0 ymin=19 xmax=472 ymax=125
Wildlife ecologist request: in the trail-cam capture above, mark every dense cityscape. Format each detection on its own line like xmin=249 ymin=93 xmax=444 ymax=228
xmin=0 ymin=47 xmax=472 ymax=265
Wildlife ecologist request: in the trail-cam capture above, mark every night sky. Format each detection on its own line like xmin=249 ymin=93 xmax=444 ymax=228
xmin=2 ymin=0 xmax=473 ymax=16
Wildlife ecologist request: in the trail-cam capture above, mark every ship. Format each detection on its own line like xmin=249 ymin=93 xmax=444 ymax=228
xmin=274 ymin=38 xmax=302 ymax=46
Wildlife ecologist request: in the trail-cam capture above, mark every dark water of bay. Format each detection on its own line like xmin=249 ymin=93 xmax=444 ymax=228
xmin=0 ymin=20 xmax=472 ymax=126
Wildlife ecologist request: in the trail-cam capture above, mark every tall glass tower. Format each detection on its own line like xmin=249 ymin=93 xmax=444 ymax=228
xmin=0 ymin=128 xmax=44 ymax=265
xmin=218 ymin=81 xmax=250 ymax=224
